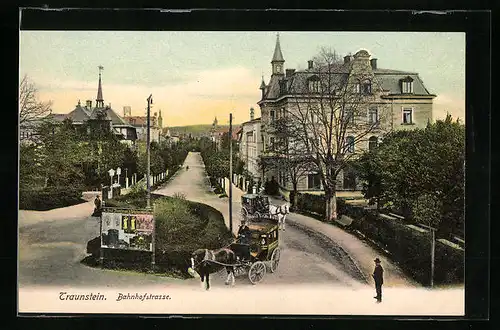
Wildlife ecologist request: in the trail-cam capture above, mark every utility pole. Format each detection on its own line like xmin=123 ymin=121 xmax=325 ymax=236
xmin=146 ymin=94 xmax=153 ymax=210
xmin=229 ymin=113 xmax=233 ymax=234
xmin=431 ymin=228 xmax=435 ymax=288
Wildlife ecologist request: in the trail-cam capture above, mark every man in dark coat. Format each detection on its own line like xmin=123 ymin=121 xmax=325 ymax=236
xmin=93 ymin=195 xmax=102 ymax=217
xmin=238 ymin=221 xmax=251 ymax=244
xmin=372 ymin=258 xmax=384 ymax=302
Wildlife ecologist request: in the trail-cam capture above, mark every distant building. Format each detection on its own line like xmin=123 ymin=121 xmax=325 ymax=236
xmin=47 ymin=66 xmax=137 ymax=146
xmin=123 ymin=109 xmax=163 ymax=143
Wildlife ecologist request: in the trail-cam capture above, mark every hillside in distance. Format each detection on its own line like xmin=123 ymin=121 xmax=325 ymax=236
xmin=168 ymin=124 xmax=230 ymax=137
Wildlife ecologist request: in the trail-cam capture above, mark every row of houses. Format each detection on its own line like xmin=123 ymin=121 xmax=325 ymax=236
xmin=20 ymin=68 xmax=180 ymax=147
xmin=237 ymin=34 xmax=435 ymax=195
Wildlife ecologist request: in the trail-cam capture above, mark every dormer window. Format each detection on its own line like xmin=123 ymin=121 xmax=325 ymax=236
xmin=362 ymin=79 xmax=372 ymax=94
xmin=308 ymin=76 xmax=320 ymax=93
xmin=401 ymin=76 xmax=414 ymax=94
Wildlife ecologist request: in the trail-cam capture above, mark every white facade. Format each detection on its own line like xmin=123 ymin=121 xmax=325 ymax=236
xmin=238 ymin=118 xmax=262 ymax=180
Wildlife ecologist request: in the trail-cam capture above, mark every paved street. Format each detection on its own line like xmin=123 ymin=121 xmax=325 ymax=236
xmin=155 ymin=152 xmax=366 ymax=288
xmin=19 ymin=152 xmax=367 ymax=289
xmin=17 ymin=152 xmax=464 ymax=315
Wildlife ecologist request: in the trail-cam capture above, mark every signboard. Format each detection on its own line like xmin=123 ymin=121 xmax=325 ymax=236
xmin=100 ymin=208 xmax=155 ymax=252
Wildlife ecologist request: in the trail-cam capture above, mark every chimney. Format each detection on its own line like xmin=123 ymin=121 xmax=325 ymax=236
xmin=285 ymin=69 xmax=295 ymax=77
xmin=370 ymin=58 xmax=378 ymax=70
xmin=250 ymin=107 xmax=255 ymax=120
xmin=308 ymin=60 xmax=314 ymax=70
xmin=344 ymin=55 xmax=351 ymax=64
xmin=86 ymin=100 xmax=92 ymax=108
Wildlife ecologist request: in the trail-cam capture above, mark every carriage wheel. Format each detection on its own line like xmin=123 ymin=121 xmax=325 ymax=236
xmin=253 ymin=211 xmax=261 ymax=222
xmin=248 ymin=261 xmax=266 ymax=284
xmin=269 ymin=247 xmax=281 ymax=273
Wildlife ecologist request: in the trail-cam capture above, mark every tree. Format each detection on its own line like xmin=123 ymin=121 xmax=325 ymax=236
xmin=355 ymin=114 xmax=465 ymax=237
xmin=35 ymin=119 xmax=88 ymax=188
xmin=412 ymin=193 xmax=443 ymax=287
xmin=138 ymin=148 xmax=165 ymax=176
xmin=261 ymin=117 xmax=315 ymax=209
xmin=268 ymin=48 xmax=390 ymax=221
xmin=19 ymin=75 xmax=52 ymax=141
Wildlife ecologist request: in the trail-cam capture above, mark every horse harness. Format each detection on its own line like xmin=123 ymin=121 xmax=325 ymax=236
xmin=271 ymin=204 xmax=288 ymax=216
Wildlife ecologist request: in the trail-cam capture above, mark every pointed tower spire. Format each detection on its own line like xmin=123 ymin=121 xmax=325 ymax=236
xmin=96 ymin=65 xmax=104 ymax=108
xmin=158 ymin=109 xmax=163 ymax=128
xmin=272 ymin=33 xmax=284 ymax=62
xmin=271 ymin=33 xmax=285 ymax=75
xmin=260 ymin=75 xmax=266 ymax=89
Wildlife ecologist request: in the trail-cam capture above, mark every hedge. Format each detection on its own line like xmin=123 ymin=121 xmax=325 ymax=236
xmin=296 ymin=193 xmax=326 ymax=217
xmin=337 ymin=201 xmax=464 ymax=286
xmin=292 ymin=193 xmax=464 ymax=285
xmin=19 ymin=186 xmax=86 ymax=211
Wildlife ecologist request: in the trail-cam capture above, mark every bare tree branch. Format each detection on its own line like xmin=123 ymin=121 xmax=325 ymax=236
xmin=19 ymin=75 xmax=53 ymax=126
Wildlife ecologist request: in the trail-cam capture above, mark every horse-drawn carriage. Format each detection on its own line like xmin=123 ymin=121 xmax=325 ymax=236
xmin=240 ymin=193 xmax=290 ymax=230
xmin=231 ymin=218 xmax=281 ymax=284
xmin=240 ymin=194 xmax=271 ymax=222
xmin=190 ymin=217 xmax=281 ymax=288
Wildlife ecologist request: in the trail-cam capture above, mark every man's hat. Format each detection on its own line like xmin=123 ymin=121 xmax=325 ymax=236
xmin=374 ymin=258 xmax=381 ymax=263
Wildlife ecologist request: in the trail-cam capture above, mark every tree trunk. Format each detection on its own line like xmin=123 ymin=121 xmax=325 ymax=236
xmin=292 ymin=182 xmax=298 ymax=211
xmin=324 ymin=185 xmax=338 ymax=222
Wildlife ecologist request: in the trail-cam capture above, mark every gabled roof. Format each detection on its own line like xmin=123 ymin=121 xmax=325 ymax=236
xmin=261 ymin=61 xmax=434 ymax=100
xmin=47 ymin=113 xmax=69 ymax=122
xmin=66 ymin=105 xmax=93 ymax=123
xmin=373 ymin=70 xmax=433 ymax=95
xmin=64 ymin=105 xmax=135 ymax=128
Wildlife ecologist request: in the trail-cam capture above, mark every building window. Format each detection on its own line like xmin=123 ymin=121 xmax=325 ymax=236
xmin=401 ymin=76 xmax=414 ymax=94
xmin=344 ymin=108 xmax=354 ymax=124
xmin=308 ymin=79 xmax=320 ymax=93
xmin=270 ymin=110 xmax=276 ymax=122
xmin=402 ymin=81 xmax=413 ymax=93
xmin=270 ymin=137 xmax=275 ymax=150
xmin=353 ymin=82 xmax=361 ymax=94
xmin=368 ymin=107 xmax=378 ymax=125
xmin=346 ymin=136 xmax=355 ymax=153
xmin=362 ymin=79 xmax=372 ymax=94
xmin=368 ymin=136 xmax=378 ymax=151
xmin=402 ymin=108 xmax=413 ymax=124
xmin=307 ymin=173 xmax=321 ymax=189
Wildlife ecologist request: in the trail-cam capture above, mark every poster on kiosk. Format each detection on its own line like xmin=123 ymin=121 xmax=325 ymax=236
xmin=100 ymin=209 xmax=154 ymax=252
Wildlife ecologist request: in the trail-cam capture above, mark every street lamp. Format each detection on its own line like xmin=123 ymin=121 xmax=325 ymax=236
xmin=108 ymin=168 xmax=115 ymax=199
xmin=108 ymin=168 xmax=115 ymax=186
xmin=116 ymin=167 xmax=121 ymax=186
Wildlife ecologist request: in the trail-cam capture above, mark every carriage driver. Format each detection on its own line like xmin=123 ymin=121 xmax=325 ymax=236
xmin=238 ymin=220 xmax=251 ymax=245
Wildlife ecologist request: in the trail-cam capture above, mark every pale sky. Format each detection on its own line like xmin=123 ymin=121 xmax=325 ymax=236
xmin=19 ymin=31 xmax=465 ymax=126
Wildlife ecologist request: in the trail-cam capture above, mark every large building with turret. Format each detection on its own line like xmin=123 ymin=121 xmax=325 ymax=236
xmin=257 ymin=34 xmax=436 ymax=195
xmin=49 ymin=66 xmax=138 ymax=146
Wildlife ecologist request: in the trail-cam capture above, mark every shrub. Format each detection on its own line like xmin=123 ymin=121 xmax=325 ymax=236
xmin=19 ymin=186 xmax=85 ymax=211
xmin=296 ymin=193 xmax=326 ymax=217
xmin=96 ymin=191 xmax=233 ymax=276
xmin=264 ymin=179 xmax=280 ymax=195
xmin=339 ymin=203 xmax=464 ymax=285
xmin=154 ymin=198 xmax=232 ymax=274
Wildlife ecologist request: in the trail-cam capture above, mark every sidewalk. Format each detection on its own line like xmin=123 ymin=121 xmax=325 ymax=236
xmin=250 ymin=191 xmax=417 ymax=288
xmin=18 ymin=200 xmax=94 ymax=228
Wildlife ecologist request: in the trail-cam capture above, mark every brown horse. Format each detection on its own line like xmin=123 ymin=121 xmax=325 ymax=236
xmin=190 ymin=248 xmax=236 ymax=290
